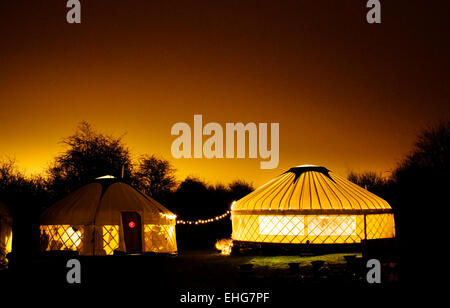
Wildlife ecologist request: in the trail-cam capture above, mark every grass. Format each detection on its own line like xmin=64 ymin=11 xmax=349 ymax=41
xmin=246 ymin=253 xmax=361 ymax=269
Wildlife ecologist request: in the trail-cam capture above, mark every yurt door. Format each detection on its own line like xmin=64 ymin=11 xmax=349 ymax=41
xmin=121 ymin=212 xmax=142 ymax=253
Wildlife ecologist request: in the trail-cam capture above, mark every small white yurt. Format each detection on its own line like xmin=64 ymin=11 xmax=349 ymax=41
xmin=232 ymin=165 xmax=395 ymax=245
xmin=40 ymin=177 xmax=177 ymax=255
xmin=0 ymin=201 xmax=13 ymax=262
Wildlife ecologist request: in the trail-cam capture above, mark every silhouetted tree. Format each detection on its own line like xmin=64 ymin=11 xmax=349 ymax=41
xmin=393 ymin=120 xmax=450 ymax=178
xmin=47 ymin=121 xmax=133 ymax=197
xmin=170 ymin=177 xmax=210 ymax=219
xmin=0 ymin=158 xmax=49 ymax=258
xmin=228 ymin=179 xmax=254 ymax=200
xmin=390 ymin=120 xmax=449 ymax=216
xmin=0 ymin=158 xmax=49 ymax=209
xmin=389 ymin=120 xmax=449 ymax=283
xmin=134 ymin=155 xmax=177 ymax=203
xmin=347 ymin=171 xmax=387 ymax=198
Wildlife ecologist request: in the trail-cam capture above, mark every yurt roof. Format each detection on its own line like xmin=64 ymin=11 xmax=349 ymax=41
xmin=233 ymin=165 xmax=392 ymax=214
xmin=40 ymin=179 xmax=175 ymax=225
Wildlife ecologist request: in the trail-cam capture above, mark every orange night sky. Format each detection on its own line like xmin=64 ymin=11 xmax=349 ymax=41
xmin=0 ymin=1 xmax=449 ymax=186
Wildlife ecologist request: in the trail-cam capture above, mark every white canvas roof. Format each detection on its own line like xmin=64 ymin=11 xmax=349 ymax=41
xmin=233 ymin=165 xmax=392 ymax=214
xmin=40 ymin=181 xmax=175 ymax=225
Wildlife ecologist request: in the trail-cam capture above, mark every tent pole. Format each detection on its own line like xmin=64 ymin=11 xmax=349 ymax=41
xmin=363 ymin=214 xmax=367 ymax=240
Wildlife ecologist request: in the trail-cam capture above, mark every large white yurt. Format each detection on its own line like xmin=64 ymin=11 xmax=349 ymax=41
xmin=0 ymin=201 xmax=13 ymax=262
xmin=40 ymin=177 xmax=177 ymax=255
xmin=231 ymin=165 xmax=395 ymax=245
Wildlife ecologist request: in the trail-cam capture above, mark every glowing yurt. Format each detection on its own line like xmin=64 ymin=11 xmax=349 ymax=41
xmin=0 ymin=201 xmax=13 ymax=262
xmin=231 ymin=165 xmax=395 ymax=245
xmin=40 ymin=177 xmax=177 ymax=255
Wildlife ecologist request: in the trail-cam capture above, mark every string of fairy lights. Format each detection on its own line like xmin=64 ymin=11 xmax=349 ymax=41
xmin=160 ymin=202 xmax=236 ymax=225
xmin=176 ymin=210 xmax=232 ymax=225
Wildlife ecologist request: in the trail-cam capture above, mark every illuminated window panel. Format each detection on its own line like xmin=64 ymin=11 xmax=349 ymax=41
xmin=5 ymin=231 xmax=12 ymax=253
xmin=366 ymin=214 xmax=395 ymax=239
xmin=0 ymin=226 xmax=12 ymax=256
xmin=40 ymin=225 xmax=83 ymax=251
xmin=258 ymin=216 xmax=305 ymax=236
xmin=144 ymin=224 xmax=177 ymax=253
xmin=102 ymin=225 xmax=119 ymax=255
xmin=307 ymin=216 xmax=356 ymax=236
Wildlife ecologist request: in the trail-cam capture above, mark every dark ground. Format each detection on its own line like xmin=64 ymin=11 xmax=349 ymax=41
xmin=0 ymin=249 xmax=404 ymax=305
